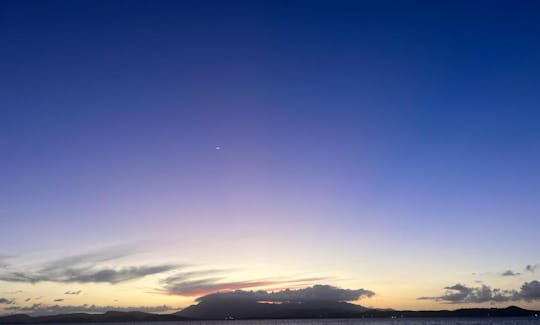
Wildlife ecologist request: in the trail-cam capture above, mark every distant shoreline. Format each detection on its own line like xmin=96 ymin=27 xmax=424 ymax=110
xmin=1 ymin=306 xmax=539 ymax=324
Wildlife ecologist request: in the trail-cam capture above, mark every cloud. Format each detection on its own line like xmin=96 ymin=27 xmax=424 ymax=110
xmin=53 ymin=299 xmax=64 ymax=302
xmin=0 ymin=265 xmax=178 ymax=284
xmin=162 ymin=271 xmax=330 ymax=297
xmin=162 ymin=270 xmax=225 ymax=284
xmin=165 ymin=279 xmax=278 ymax=296
xmin=4 ymin=303 xmax=174 ymax=315
xmin=40 ymin=246 xmax=137 ymax=272
xmin=196 ymin=285 xmax=374 ymax=303
xmin=64 ymin=290 xmax=82 ymax=295
xmin=519 ymin=280 xmax=540 ymax=302
xmin=418 ymin=283 xmax=519 ymax=303
xmin=0 ymin=290 xmax=22 ymax=295
xmin=65 ymin=265 xmax=178 ymax=284
xmin=0 ymin=298 xmax=14 ymax=305
xmin=501 ymin=270 xmax=520 ymax=276
xmin=526 ymin=264 xmax=538 ymax=273
xmin=0 ymin=246 xmax=179 ymax=284
xmin=419 ymin=281 xmax=540 ymax=303
xmin=0 ymin=257 xmax=9 ymax=269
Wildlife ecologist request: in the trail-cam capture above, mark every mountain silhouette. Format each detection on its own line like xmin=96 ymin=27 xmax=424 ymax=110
xmin=177 ymin=299 xmax=371 ymax=319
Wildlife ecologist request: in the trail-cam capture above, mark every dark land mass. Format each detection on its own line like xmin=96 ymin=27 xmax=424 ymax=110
xmin=0 ymin=311 xmax=189 ymax=324
xmin=1 ymin=304 xmax=539 ymax=323
xmin=177 ymin=301 xmax=539 ymax=320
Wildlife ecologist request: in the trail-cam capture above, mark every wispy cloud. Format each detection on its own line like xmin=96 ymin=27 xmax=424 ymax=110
xmin=0 ymin=290 xmax=22 ymax=295
xmin=418 ymin=281 xmax=540 ymax=303
xmin=165 ymin=279 xmax=279 ymax=296
xmin=64 ymin=290 xmax=82 ymax=295
xmin=0 ymin=255 xmax=12 ymax=269
xmin=0 ymin=246 xmax=179 ymax=284
xmin=472 ymin=269 xmax=522 ymax=277
xmin=53 ymin=299 xmax=64 ymax=302
xmin=161 ymin=270 xmax=330 ymax=297
xmin=5 ymin=303 xmax=175 ymax=315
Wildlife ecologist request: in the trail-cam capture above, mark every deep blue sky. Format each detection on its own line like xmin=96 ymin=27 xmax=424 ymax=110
xmin=1 ymin=0 xmax=540 ymax=311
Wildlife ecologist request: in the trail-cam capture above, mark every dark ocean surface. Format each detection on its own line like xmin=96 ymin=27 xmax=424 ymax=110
xmin=36 ymin=318 xmax=540 ymax=325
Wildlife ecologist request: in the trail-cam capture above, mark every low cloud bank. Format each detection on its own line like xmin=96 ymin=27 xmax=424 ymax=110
xmin=196 ymin=284 xmax=375 ymax=304
xmin=501 ymin=270 xmax=520 ymax=276
xmin=0 ymin=298 xmax=14 ymax=305
xmin=419 ymin=281 xmax=540 ymax=303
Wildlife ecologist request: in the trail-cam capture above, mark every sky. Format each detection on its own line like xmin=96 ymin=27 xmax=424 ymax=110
xmin=1 ymin=0 xmax=540 ymax=315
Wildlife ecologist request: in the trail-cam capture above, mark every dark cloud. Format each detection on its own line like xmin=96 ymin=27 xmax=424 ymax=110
xmin=53 ymin=299 xmax=64 ymax=302
xmin=0 ymin=246 xmax=179 ymax=284
xmin=25 ymin=298 xmax=31 ymax=302
xmin=0 ymin=298 xmax=14 ymax=305
xmin=64 ymin=290 xmax=82 ymax=295
xmin=66 ymin=265 xmax=178 ymax=284
xmin=5 ymin=303 xmax=174 ymax=315
xmin=196 ymin=285 xmax=374 ymax=304
xmin=519 ymin=280 xmax=540 ymax=302
xmin=501 ymin=270 xmax=520 ymax=276
xmin=526 ymin=264 xmax=538 ymax=273
xmin=0 ymin=265 xmax=178 ymax=284
xmin=418 ymin=283 xmax=519 ymax=303
xmin=419 ymin=281 xmax=540 ymax=303
xmin=271 ymin=284 xmax=372 ymax=302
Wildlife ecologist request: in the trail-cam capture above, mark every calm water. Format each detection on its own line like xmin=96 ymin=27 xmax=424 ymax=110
xmin=51 ymin=319 xmax=540 ymax=325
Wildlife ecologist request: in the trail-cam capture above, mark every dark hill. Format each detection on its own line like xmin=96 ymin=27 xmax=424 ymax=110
xmin=0 ymin=311 xmax=189 ymax=324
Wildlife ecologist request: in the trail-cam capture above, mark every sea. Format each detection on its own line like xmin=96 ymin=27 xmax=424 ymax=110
xmin=39 ymin=319 xmax=540 ymax=325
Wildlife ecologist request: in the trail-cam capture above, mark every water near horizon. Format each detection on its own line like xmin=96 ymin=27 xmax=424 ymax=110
xmin=38 ymin=319 xmax=540 ymax=325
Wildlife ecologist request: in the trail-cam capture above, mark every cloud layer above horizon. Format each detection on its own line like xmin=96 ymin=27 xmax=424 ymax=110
xmin=1 ymin=244 xmax=539 ymax=316
xmin=419 ymin=281 xmax=540 ymax=303
xmin=0 ymin=247 xmax=178 ymax=284
xmin=195 ymin=285 xmax=375 ymax=304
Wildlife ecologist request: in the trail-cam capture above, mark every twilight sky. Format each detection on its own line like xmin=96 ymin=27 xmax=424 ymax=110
xmin=1 ymin=0 xmax=540 ymax=315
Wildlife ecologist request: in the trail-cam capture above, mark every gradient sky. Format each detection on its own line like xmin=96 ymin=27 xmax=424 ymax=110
xmin=1 ymin=0 xmax=540 ymax=315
